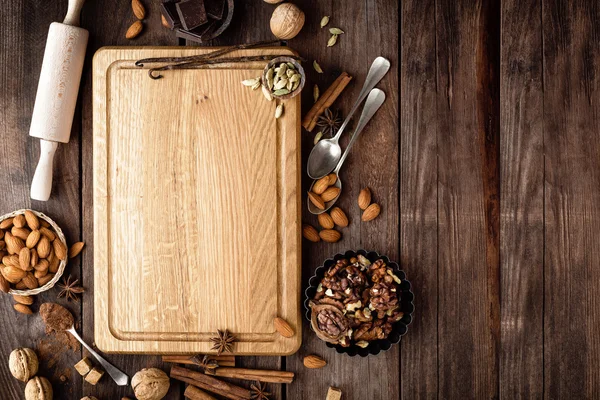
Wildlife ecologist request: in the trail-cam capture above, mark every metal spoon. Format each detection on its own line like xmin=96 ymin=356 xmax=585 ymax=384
xmin=307 ymin=57 xmax=391 ymax=179
xmin=66 ymin=326 xmax=130 ymax=386
xmin=308 ymin=88 xmax=386 ymax=215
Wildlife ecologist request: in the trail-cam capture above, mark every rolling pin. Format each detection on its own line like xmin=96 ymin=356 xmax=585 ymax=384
xmin=29 ymin=0 xmax=88 ymax=201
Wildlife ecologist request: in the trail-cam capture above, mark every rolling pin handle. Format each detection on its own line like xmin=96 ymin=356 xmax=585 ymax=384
xmin=31 ymin=140 xmax=59 ymax=202
xmin=63 ymin=0 xmax=86 ymax=26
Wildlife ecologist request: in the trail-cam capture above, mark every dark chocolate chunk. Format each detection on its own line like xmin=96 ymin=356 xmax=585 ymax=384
xmin=204 ymin=0 xmax=225 ymax=20
xmin=160 ymin=2 xmax=181 ymax=29
xmin=176 ymin=0 xmax=208 ymax=31
xmin=175 ymin=20 xmax=216 ymax=44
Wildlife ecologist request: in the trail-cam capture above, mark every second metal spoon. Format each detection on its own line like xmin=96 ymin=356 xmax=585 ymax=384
xmin=308 ymin=88 xmax=387 ymax=215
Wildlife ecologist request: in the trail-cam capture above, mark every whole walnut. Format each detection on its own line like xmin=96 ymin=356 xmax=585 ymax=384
xmin=131 ymin=368 xmax=170 ymax=400
xmin=25 ymin=376 xmax=53 ymax=400
xmin=9 ymin=348 xmax=39 ymax=382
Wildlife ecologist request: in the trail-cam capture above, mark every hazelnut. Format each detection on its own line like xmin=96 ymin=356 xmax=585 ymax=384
xmin=25 ymin=376 xmax=53 ymax=400
xmin=9 ymin=347 xmax=38 ymax=382
xmin=270 ymin=3 xmax=305 ymax=40
xmin=131 ymin=368 xmax=170 ymax=400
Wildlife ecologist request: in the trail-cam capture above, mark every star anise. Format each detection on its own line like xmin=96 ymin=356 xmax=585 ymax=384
xmin=316 ymin=108 xmax=342 ymax=136
xmin=190 ymin=355 xmax=219 ymax=374
xmin=57 ymin=275 xmax=85 ymax=302
xmin=210 ymin=329 xmax=236 ymax=356
xmin=250 ymin=381 xmax=271 ymax=400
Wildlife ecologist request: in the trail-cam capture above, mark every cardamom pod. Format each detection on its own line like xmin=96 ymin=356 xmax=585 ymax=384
xmin=313 ymin=60 xmax=323 ymax=73
xmin=327 ymin=34 xmax=338 ymax=47
xmin=266 ymin=67 xmax=275 ymax=81
xmin=262 ymin=85 xmax=273 ymax=101
xmin=290 ymin=73 xmax=301 ymax=83
xmin=329 ymin=27 xmax=345 ymax=35
xmin=277 ymin=64 xmax=287 ymax=76
xmin=287 ymin=62 xmax=295 ymax=69
xmin=286 ymin=80 xmax=293 ymax=91
xmin=313 ymin=84 xmax=320 ymax=102
xmin=275 ymin=104 xmax=284 ymax=119
xmin=314 ymin=131 xmax=324 ymax=145
xmin=320 ymin=16 xmax=330 ymax=28
xmin=242 ymin=77 xmax=260 ymax=87
xmin=292 ymin=80 xmax=300 ymax=91
xmin=274 ymin=78 xmax=288 ymax=90
xmin=273 ymin=88 xmax=290 ymax=96
xmin=286 ymin=69 xmax=295 ymax=78
xmin=251 ymin=80 xmax=261 ymax=90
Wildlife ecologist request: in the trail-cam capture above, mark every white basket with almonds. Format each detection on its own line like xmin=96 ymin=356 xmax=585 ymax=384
xmin=0 ymin=209 xmax=70 ymax=296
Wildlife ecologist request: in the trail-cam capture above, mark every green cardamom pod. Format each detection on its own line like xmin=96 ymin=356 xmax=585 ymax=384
xmin=320 ymin=16 xmax=330 ymax=28
xmin=329 ymin=28 xmax=345 ymax=35
xmin=327 ymin=34 xmax=338 ymax=47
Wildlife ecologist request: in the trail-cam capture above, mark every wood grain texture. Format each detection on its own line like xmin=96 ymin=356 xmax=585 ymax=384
xmin=543 ymin=1 xmax=600 ymax=398
xmin=435 ymin=1 xmax=500 ymax=398
xmin=400 ymin=0 xmax=438 ymax=398
xmin=500 ymin=0 xmax=544 ymax=397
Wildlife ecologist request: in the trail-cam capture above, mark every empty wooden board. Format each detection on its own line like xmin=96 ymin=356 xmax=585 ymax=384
xmin=93 ymin=47 xmax=301 ymax=355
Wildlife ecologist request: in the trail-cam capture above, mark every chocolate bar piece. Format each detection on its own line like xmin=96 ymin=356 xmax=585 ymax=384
xmin=160 ymin=2 xmax=181 ymax=29
xmin=175 ymin=20 xmax=216 ymax=43
xmin=204 ymin=0 xmax=225 ymax=20
xmin=176 ymin=0 xmax=208 ymax=31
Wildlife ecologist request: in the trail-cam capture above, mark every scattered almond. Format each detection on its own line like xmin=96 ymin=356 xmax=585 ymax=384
xmin=26 ymin=230 xmax=41 ymax=249
xmin=319 ymin=229 xmax=341 ymax=243
xmin=24 ymin=210 xmax=40 ymax=230
xmin=53 ymin=240 xmax=67 ymax=261
xmin=313 ymin=176 xmax=331 ymax=195
xmin=358 ymin=188 xmax=372 ymax=210
xmin=308 ymin=192 xmax=325 ymax=210
xmin=317 ymin=213 xmax=335 ymax=230
xmin=321 ymin=187 xmax=340 ymax=203
xmin=131 ymin=0 xmax=146 ymax=19
xmin=302 ymin=225 xmax=320 ymax=242
xmin=12 ymin=214 xmax=26 ymax=228
xmin=362 ymin=203 xmax=381 ymax=222
xmin=14 ymin=304 xmax=33 ymax=315
xmin=303 ymin=355 xmax=327 ymax=369
xmin=125 ymin=20 xmax=143 ymax=39
xmin=273 ymin=317 xmax=295 ymax=338
xmin=330 ymin=207 xmax=348 ymax=227
xmin=13 ymin=294 xmax=34 ymax=305
xmin=69 ymin=242 xmax=85 ymax=259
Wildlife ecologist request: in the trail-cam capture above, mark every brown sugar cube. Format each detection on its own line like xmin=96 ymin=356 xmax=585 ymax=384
xmin=74 ymin=357 xmax=93 ymax=376
xmin=326 ymin=387 xmax=342 ymax=400
xmin=84 ymin=367 xmax=104 ymax=385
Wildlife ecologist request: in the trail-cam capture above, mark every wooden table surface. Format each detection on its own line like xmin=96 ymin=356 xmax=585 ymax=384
xmin=1 ymin=0 xmax=599 ymax=399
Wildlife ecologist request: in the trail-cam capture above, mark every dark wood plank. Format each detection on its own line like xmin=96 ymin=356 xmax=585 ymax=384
xmin=500 ymin=0 xmax=544 ymax=397
xmin=435 ymin=1 xmax=500 ymax=398
xmin=399 ymin=0 xmax=438 ymax=398
xmin=79 ymin=1 xmax=180 ymax=398
xmin=0 ymin=0 xmax=84 ymax=399
xmin=543 ymin=1 xmax=600 ymax=398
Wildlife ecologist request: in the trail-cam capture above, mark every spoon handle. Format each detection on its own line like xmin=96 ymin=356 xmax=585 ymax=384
xmin=334 ymin=89 xmax=386 ymax=174
xmin=67 ymin=327 xmax=129 ymax=386
xmin=333 ymin=57 xmax=390 ymax=141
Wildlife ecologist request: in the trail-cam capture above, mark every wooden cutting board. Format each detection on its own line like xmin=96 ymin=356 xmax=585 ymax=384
xmin=93 ymin=47 xmax=301 ymax=355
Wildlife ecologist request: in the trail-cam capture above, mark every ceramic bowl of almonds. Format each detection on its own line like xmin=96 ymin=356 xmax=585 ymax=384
xmin=304 ymin=250 xmax=414 ymax=357
xmin=262 ymin=56 xmax=305 ymax=100
xmin=0 ymin=209 xmax=68 ymax=296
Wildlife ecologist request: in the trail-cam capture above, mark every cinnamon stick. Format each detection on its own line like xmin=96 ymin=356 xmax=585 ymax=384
xmin=171 ymin=365 xmax=252 ymax=400
xmin=205 ymin=367 xmax=294 ymax=384
xmin=302 ymin=72 xmax=353 ymax=132
xmin=185 ymin=385 xmax=217 ymax=400
xmin=162 ymin=354 xmax=236 ymax=367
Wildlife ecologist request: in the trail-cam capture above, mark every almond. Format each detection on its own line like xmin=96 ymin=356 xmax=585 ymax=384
xmin=11 ymin=227 xmax=31 ymax=241
xmin=15 ymin=281 xmax=27 ymax=290
xmin=13 ymin=294 xmax=34 ymax=305
xmin=317 ymin=213 xmax=335 ymax=229
xmin=126 ymin=20 xmax=143 ymax=39
xmin=321 ymin=187 xmax=340 ymax=202
xmin=22 ymin=273 xmax=38 ymax=290
xmin=319 ymin=229 xmax=341 ymax=243
xmin=2 ymin=266 xmax=26 ymax=284
xmin=358 ymin=188 xmax=372 ymax=210
xmin=19 ymin=248 xmax=31 ymax=271
xmin=326 ymin=173 xmax=337 ymax=186
xmin=39 ymin=227 xmax=56 ymax=241
xmin=5 ymin=232 xmax=25 ymax=255
xmin=26 ymin=230 xmax=41 ymax=249
xmin=24 ymin=210 xmax=40 ymax=230
xmin=0 ymin=240 xmax=4 ymax=250
xmin=313 ymin=176 xmax=331 ymax=195
xmin=308 ymin=192 xmax=325 ymax=210
xmin=37 ymin=236 xmax=51 ymax=258
xmin=14 ymin=304 xmax=33 ymax=315
xmin=69 ymin=242 xmax=85 ymax=258
xmin=0 ymin=218 xmax=13 ymax=230
xmin=49 ymin=256 xmax=60 ymax=274
xmin=53 ymin=239 xmax=67 ymax=261
xmin=0 ymin=229 xmax=3 ymax=239
xmin=0 ymin=274 xmax=9 ymax=293
xmin=302 ymin=225 xmax=320 ymax=243
xmin=3 ymin=255 xmax=20 ymax=269
xmin=34 ymin=269 xmax=48 ymax=279
xmin=132 ymin=0 xmax=146 ymax=19
xmin=330 ymin=207 xmax=349 ymax=227
xmin=37 ymin=273 xmax=54 ymax=287
xmin=30 ymin=249 xmax=38 ymax=267
xmin=273 ymin=317 xmax=295 ymax=338
xmin=161 ymin=14 xmax=170 ymax=28
xmin=362 ymin=203 xmax=381 ymax=222
xmin=303 ymin=355 xmax=327 ymax=369
xmin=34 ymin=260 xmax=49 ymax=272
xmin=12 ymin=214 xmax=26 ymax=228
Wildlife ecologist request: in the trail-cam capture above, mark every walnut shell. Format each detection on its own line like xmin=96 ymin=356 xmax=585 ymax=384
xmin=25 ymin=376 xmax=53 ymax=400
xmin=131 ymin=368 xmax=170 ymax=400
xmin=9 ymin=347 xmax=38 ymax=382
xmin=270 ymin=3 xmax=305 ymax=40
